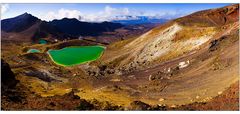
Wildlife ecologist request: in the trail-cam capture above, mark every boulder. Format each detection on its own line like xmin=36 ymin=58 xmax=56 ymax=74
xmin=1 ymin=59 xmax=19 ymax=89
xmin=129 ymin=101 xmax=151 ymax=110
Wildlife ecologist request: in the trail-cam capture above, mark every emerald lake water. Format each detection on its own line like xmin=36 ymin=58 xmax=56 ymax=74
xmin=48 ymin=46 xmax=105 ymax=66
xmin=27 ymin=49 xmax=41 ymax=53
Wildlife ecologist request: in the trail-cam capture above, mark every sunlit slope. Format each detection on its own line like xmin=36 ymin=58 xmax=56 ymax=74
xmin=88 ymin=4 xmax=239 ymax=106
xmin=100 ymin=4 xmax=239 ymax=72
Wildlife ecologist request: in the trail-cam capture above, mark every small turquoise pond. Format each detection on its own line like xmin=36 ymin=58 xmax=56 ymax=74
xmin=39 ymin=39 xmax=47 ymax=44
xmin=27 ymin=49 xmax=41 ymax=53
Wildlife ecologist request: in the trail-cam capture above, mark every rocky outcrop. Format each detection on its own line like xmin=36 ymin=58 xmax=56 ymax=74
xmin=24 ymin=67 xmax=61 ymax=82
xmin=1 ymin=59 xmax=19 ymax=89
xmin=1 ymin=59 xmax=21 ymax=105
xmin=129 ymin=101 xmax=151 ymax=110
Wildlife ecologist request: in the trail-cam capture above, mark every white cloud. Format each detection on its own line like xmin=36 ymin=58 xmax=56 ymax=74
xmin=44 ymin=8 xmax=82 ymax=21
xmin=80 ymin=6 xmax=132 ymax=22
xmin=44 ymin=6 xmax=133 ymax=22
xmin=1 ymin=4 xmax=9 ymax=14
xmin=43 ymin=5 xmax=187 ymax=22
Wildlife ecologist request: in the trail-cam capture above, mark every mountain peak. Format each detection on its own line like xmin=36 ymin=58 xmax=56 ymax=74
xmin=17 ymin=12 xmax=38 ymax=20
xmin=1 ymin=12 xmax=40 ymax=32
xmin=23 ymin=12 xmax=30 ymax=15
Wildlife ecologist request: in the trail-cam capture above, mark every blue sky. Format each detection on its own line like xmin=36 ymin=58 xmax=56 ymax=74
xmin=1 ymin=3 xmax=231 ymax=22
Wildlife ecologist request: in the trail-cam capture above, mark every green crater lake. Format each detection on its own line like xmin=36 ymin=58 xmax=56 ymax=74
xmin=48 ymin=46 xmax=105 ymax=66
xmin=27 ymin=49 xmax=41 ymax=53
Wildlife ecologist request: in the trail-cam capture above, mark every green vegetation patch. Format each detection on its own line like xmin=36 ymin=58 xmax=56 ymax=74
xmin=27 ymin=49 xmax=41 ymax=53
xmin=48 ymin=46 xmax=105 ymax=66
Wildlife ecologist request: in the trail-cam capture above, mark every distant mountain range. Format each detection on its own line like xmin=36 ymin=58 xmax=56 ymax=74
xmin=112 ymin=16 xmax=169 ymax=25
xmin=1 ymin=13 xmax=169 ymax=42
xmin=50 ymin=18 xmax=123 ymax=36
xmin=1 ymin=13 xmax=123 ymax=42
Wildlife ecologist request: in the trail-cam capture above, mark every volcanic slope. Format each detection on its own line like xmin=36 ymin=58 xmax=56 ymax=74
xmin=77 ymin=4 xmax=239 ymax=107
xmin=100 ymin=4 xmax=239 ymax=72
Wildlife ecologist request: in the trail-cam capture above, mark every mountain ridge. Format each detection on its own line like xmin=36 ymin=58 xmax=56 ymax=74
xmin=1 ymin=13 xmax=124 ymax=42
xmin=49 ymin=18 xmax=123 ymax=37
xmin=112 ymin=16 xmax=169 ymax=25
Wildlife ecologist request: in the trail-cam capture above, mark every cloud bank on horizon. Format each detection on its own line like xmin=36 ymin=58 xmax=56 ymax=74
xmin=1 ymin=3 xmax=230 ymax=22
xmin=45 ymin=6 xmax=130 ymax=22
xmin=43 ymin=6 xmax=183 ymax=22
